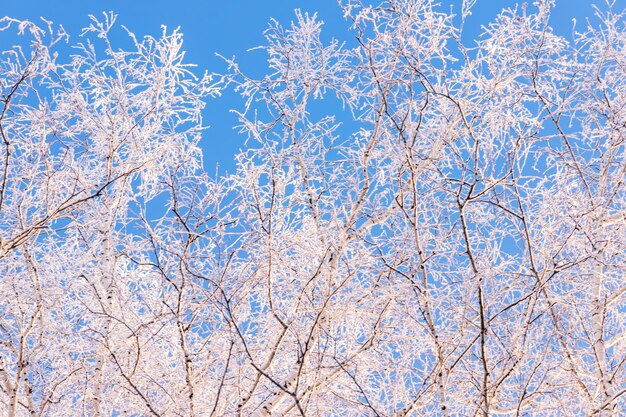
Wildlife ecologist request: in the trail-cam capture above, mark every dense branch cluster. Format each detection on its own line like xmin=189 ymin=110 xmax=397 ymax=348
xmin=1 ymin=1 xmax=626 ymax=416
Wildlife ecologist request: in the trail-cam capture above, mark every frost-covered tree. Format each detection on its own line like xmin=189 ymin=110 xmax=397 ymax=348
xmin=2 ymin=1 xmax=626 ymax=416
xmin=0 ymin=13 xmax=221 ymax=417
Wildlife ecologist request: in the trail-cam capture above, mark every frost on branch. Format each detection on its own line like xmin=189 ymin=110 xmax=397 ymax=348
xmin=2 ymin=1 xmax=626 ymax=416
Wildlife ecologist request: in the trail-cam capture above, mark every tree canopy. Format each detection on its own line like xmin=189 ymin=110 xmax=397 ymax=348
xmin=1 ymin=1 xmax=626 ymax=416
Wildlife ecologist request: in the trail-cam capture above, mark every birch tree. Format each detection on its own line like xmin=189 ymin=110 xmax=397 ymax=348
xmin=2 ymin=0 xmax=626 ymax=416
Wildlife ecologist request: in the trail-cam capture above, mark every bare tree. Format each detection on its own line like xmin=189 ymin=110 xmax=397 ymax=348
xmin=2 ymin=1 xmax=626 ymax=416
xmin=0 ymin=13 xmax=221 ymax=416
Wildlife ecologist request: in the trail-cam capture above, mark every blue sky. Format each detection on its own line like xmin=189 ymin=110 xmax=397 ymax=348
xmin=2 ymin=0 xmax=619 ymax=174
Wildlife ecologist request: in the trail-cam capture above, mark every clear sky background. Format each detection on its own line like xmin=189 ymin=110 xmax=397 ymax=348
xmin=2 ymin=0 xmax=622 ymax=174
